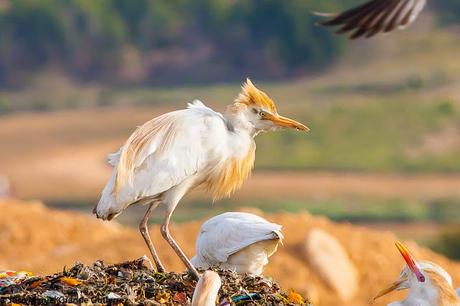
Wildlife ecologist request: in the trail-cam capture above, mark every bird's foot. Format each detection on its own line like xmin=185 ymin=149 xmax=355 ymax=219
xmin=140 ymin=255 xmax=155 ymax=270
xmin=141 ymin=254 xmax=166 ymax=273
xmin=188 ymin=265 xmax=201 ymax=280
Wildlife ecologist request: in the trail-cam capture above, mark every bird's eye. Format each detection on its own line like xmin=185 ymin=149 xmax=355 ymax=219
xmin=259 ymin=111 xmax=267 ymax=117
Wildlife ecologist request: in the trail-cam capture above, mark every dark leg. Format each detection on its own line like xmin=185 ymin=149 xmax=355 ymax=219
xmin=160 ymin=209 xmax=200 ymax=279
xmin=139 ymin=202 xmax=165 ymax=272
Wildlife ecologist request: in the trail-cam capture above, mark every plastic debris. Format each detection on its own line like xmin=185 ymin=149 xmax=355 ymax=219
xmin=107 ymin=292 xmax=121 ymax=299
xmin=288 ymin=289 xmax=305 ymax=304
xmin=60 ymin=277 xmax=83 ymax=286
xmin=0 ymin=271 xmax=33 ymax=292
xmin=232 ymin=292 xmax=261 ymax=302
xmin=43 ymin=290 xmax=65 ymax=299
xmin=173 ymin=291 xmax=187 ymax=303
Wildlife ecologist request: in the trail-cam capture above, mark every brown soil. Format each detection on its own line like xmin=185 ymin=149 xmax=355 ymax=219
xmin=1 ymin=199 xmax=459 ymax=306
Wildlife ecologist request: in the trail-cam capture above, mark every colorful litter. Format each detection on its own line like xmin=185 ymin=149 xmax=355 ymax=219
xmin=0 ymin=258 xmax=310 ymax=305
xmin=0 ymin=271 xmax=33 ymax=292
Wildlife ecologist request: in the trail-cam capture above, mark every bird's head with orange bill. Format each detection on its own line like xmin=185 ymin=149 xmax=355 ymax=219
xmin=226 ymin=78 xmax=309 ymax=136
xmin=373 ymin=241 xmax=425 ymax=301
xmin=373 ymin=241 xmax=459 ymax=305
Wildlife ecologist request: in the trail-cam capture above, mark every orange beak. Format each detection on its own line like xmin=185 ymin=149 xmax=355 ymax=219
xmin=373 ymin=241 xmax=425 ymax=301
xmin=373 ymin=279 xmax=405 ymax=301
xmin=268 ymin=114 xmax=310 ymax=132
xmin=395 ymin=241 xmax=425 ymax=282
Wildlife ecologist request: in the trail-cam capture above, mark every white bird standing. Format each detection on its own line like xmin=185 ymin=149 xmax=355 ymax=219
xmin=318 ymin=0 xmax=426 ymax=39
xmin=93 ymin=79 xmax=308 ymax=279
xmin=374 ymin=241 xmax=460 ymax=306
xmin=191 ymin=212 xmax=283 ymax=275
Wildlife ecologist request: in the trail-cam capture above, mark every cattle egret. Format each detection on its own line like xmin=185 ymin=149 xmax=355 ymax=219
xmin=192 ymin=270 xmax=222 ymax=306
xmin=318 ymin=0 xmax=426 ymax=39
xmin=374 ymin=241 xmax=460 ymax=306
xmin=93 ymin=79 xmax=308 ymax=279
xmin=191 ymin=212 xmax=283 ymax=275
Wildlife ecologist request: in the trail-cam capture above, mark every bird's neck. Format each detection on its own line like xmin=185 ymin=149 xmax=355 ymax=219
xmin=408 ymin=274 xmax=460 ymax=306
xmin=428 ymin=271 xmax=460 ymax=306
xmin=223 ymin=104 xmax=257 ymax=137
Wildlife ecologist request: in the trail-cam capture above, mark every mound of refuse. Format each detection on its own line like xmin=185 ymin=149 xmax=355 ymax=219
xmin=1 ymin=199 xmax=459 ymax=306
xmin=0 ymin=257 xmax=309 ymax=305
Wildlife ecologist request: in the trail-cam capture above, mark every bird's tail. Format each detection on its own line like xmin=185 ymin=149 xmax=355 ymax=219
xmin=93 ymin=170 xmax=125 ymax=221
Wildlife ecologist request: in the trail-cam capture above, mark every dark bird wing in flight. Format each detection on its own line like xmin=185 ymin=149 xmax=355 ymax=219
xmin=318 ymin=0 xmax=426 ymax=39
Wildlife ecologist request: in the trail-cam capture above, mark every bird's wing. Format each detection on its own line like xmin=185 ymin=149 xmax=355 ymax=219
xmin=319 ymin=0 xmax=426 ymax=39
xmin=107 ymin=149 xmax=121 ymax=167
xmin=107 ymin=100 xmax=228 ymax=205
xmin=195 ymin=212 xmax=283 ymax=264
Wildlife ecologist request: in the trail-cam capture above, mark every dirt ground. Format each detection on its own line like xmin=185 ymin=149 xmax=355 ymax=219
xmin=1 ymin=199 xmax=459 ymax=306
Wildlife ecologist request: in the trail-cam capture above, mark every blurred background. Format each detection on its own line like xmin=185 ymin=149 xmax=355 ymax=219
xmin=0 ymin=0 xmax=460 ymax=304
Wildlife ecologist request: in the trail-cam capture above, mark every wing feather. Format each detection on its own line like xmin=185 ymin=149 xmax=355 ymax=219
xmin=95 ymin=101 xmax=228 ymax=219
xmin=335 ymin=0 xmax=391 ymax=34
xmin=347 ymin=0 xmax=397 ymax=38
xmin=350 ymin=0 xmax=403 ymax=39
xmin=193 ymin=212 xmax=283 ymax=265
xmin=115 ymin=111 xmax=178 ymax=190
xmin=319 ymin=0 xmax=426 ymax=39
xmin=107 ymin=149 xmax=121 ymax=167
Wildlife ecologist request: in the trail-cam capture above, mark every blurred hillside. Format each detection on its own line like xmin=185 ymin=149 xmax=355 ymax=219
xmin=0 ymin=0 xmax=459 ymax=90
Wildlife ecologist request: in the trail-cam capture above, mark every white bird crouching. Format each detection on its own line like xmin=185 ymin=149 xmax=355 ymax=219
xmin=191 ymin=212 xmax=283 ymax=275
xmin=374 ymin=241 xmax=460 ymax=306
xmin=192 ymin=270 xmax=222 ymax=306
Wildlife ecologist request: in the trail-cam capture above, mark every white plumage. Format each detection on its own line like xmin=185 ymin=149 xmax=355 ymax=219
xmin=386 ymin=262 xmax=459 ymax=306
xmin=374 ymin=242 xmax=460 ymax=306
xmin=191 ymin=212 xmax=283 ymax=275
xmin=96 ymin=100 xmax=245 ymax=219
xmin=93 ymin=79 xmax=308 ymax=279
